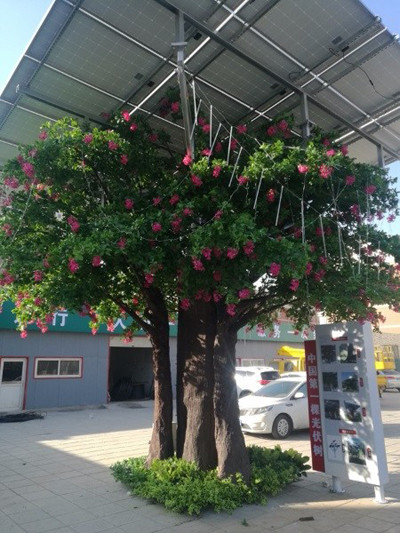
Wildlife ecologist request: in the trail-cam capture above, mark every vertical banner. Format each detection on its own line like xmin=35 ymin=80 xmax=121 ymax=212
xmin=305 ymin=340 xmax=325 ymax=472
xmin=314 ymin=322 xmax=388 ymax=487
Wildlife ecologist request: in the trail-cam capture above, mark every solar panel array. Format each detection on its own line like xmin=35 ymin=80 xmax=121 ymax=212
xmin=1 ymin=0 xmax=400 ymax=167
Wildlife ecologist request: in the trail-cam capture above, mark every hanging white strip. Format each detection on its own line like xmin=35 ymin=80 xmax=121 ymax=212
xmin=208 ymin=123 xmax=222 ymax=165
xmin=209 ymin=105 xmax=213 ymax=148
xmin=253 ymin=170 xmax=264 ymax=210
xmin=320 ymin=215 xmax=327 ymax=257
xmin=226 ymin=126 xmax=233 ymax=164
xmin=275 ymin=185 xmax=284 ymax=226
xmin=228 ymin=146 xmax=243 ymax=186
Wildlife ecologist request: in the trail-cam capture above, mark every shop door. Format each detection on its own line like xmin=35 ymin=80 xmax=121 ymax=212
xmin=0 ymin=359 xmax=26 ymax=411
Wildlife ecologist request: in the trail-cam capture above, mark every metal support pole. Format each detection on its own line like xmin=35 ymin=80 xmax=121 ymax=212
xmin=374 ymin=485 xmax=387 ymax=504
xmin=300 ymin=93 xmax=311 ymax=141
xmin=377 ymin=144 xmax=385 ymax=168
xmin=172 ymin=11 xmax=194 ymax=158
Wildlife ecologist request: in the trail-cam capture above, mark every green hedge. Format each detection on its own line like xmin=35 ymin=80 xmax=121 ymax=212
xmin=111 ymin=445 xmax=310 ymax=515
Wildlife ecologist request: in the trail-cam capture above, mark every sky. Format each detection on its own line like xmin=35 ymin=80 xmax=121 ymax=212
xmin=0 ymin=0 xmax=400 ymax=234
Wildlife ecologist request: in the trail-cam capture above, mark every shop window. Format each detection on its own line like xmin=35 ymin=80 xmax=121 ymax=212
xmin=34 ymin=358 xmax=82 ymax=378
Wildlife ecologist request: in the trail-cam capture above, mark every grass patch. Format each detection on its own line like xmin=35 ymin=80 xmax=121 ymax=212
xmin=111 ymin=445 xmax=310 ymax=515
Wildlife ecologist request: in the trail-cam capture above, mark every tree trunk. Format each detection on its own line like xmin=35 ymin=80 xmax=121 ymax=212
xmin=214 ymin=320 xmax=251 ymax=482
xmin=146 ymin=292 xmax=174 ymax=464
xmin=176 ymin=300 xmax=218 ymax=470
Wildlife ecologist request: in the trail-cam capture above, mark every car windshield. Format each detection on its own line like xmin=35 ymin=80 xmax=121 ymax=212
xmin=381 ymin=370 xmax=400 ymax=375
xmin=253 ymin=380 xmax=300 ymax=398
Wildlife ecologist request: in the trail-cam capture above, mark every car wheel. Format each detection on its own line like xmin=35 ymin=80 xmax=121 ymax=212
xmin=239 ymin=390 xmax=251 ymax=399
xmin=397 ymin=388 xmax=400 ymax=393
xmin=271 ymin=414 xmax=292 ymax=439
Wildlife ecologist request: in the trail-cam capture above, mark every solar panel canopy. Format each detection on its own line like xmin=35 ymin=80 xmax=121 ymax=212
xmin=1 ymin=0 xmax=400 ymax=169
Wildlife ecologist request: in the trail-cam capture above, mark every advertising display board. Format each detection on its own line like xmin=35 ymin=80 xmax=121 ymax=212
xmin=305 ymin=322 xmax=388 ymax=492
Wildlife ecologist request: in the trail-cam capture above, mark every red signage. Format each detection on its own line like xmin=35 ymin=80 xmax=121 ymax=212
xmin=305 ymin=340 xmax=325 ymax=472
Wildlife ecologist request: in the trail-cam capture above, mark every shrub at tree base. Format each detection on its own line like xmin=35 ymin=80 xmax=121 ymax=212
xmin=110 ymin=445 xmax=310 ymax=515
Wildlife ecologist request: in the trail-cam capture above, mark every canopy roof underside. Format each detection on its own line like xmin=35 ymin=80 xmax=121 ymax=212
xmin=2 ymin=0 xmax=400 ymax=168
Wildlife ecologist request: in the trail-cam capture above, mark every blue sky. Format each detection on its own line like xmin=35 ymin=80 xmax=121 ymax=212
xmin=0 ymin=0 xmax=400 ymax=234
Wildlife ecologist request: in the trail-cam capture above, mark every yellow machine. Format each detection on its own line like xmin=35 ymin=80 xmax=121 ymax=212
xmin=269 ymin=344 xmax=395 ymax=374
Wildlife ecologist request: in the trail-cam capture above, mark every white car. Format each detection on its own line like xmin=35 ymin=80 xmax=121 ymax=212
xmin=377 ymin=369 xmax=400 ymax=392
xmin=239 ymin=377 xmax=308 ymax=438
xmin=280 ymin=371 xmax=307 ymax=379
xmin=235 ymin=366 xmax=280 ymax=398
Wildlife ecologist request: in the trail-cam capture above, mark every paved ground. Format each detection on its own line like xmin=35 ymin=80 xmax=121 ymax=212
xmin=0 ymin=393 xmax=399 ymax=533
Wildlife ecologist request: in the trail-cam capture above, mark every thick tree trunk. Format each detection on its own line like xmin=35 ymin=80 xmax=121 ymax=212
xmin=176 ymin=300 xmax=218 ymax=470
xmin=214 ymin=321 xmax=251 ymax=482
xmin=146 ymin=292 xmax=174 ymax=464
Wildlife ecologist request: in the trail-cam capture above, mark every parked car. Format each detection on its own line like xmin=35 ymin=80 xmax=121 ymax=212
xmin=280 ymin=371 xmax=307 ymax=379
xmin=235 ymin=366 xmax=280 ymax=398
xmin=239 ymin=377 xmax=308 ymax=438
xmin=377 ymin=369 xmax=400 ymax=392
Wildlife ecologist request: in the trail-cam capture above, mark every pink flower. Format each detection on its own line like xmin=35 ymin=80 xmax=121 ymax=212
xmin=34 ymin=297 xmax=42 ymax=306
xmin=346 ymin=175 xmax=355 ymax=185
xmin=153 ymin=197 xmax=162 ymax=206
xmin=182 ymin=153 xmax=192 ymax=166
xmin=202 ymin=248 xmax=212 ymax=260
xmin=215 ymin=141 xmax=222 ymax=153
xmin=68 ymin=258 xmax=79 ymax=273
xmin=340 ymin=145 xmax=348 ymax=156
xmin=267 ymin=125 xmax=277 ymax=136
xmin=350 ymin=204 xmax=360 ymax=216
xmin=237 ymin=175 xmax=249 ymax=185
xmin=198 ymin=117 xmax=206 ymax=126
xmin=144 ymin=273 xmax=154 ymax=286
xmin=322 ymin=138 xmax=330 ymax=146
xmin=21 ymin=162 xmax=35 ymax=178
xmin=20 ymin=330 xmax=28 ymax=339
xmin=180 ymin=298 xmax=191 ymax=310
xmin=38 ymin=130 xmax=48 ymax=140
xmin=33 ymin=270 xmax=44 ymax=282
xmin=230 ymin=138 xmax=238 ymax=150
xmin=290 ymin=279 xmax=300 ymax=291
xmin=191 ymin=174 xmax=203 ymax=187
xmin=122 ymin=110 xmax=131 ymax=122
xmin=171 ymin=101 xmax=180 ymax=113
xmin=130 ymin=123 xmax=138 ymax=132
xmin=297 ymin=164 xmax=309 ymax=174
xmin=148 ymin=133 xmax=158 ymax=143
xmin=314 ymin=269 xmax=326 ymax=282
xmin=227 ymin=248 xmax=239 ymax=260
xmin=192 ymin=258 xmax=205 ymax=271
xmin=108 ymin=140 xmax=118 ymax=151
xmin=117 ymin=237 xmax=126 ymax=249
xmin=214 ymin=210 xmax=223 ymax=219
xmin=277 ymin=120 xmax=288 ymax=131
xmin=92 ymin=256 xmax=102 ymax=267
xmin=305 ymin=262 xmax=313 ymax=275
xmin=201 ymin=148 xmax=212 ymax=157
xmin=202 ymin=124 xmax=211 ymax=134
xmin=125 ymin=198 xmax=134 ymax=210
xmin=236 ymin=124 xmax=247 ymax=134
xmin=91 ymin=328 xmax=98 ymax=336
xmin=213 ymin=291 xmax=222 ymax=302
xmin=319 ymin=165 xmax=333 ymax=179
xmin=226 ymin=303 xmax=236 ymax=316
xmin=183 ymin=207 xmax=193 ymax=216
xmin=28 ymin=149 xmax=37 ymax=158
xmin=169 ymin=194 xmax=179 ymax=205
xmin=4 ymin=176 xmax=19 ymax=189
xmin=365 ymin=185 xmax=376 ymax=195
xmin=152 ymin=222 xmax=162 ymax=232
xmin=326 ymin=149 xmax=335 ymax=157
xmin=120 ymin=154 xmax=128 ymax=165
xmin=67 ymin=215 xmax=80 ymax=233
xmin=212 ymin=165 xmax=221 ymax=178
xmin=243 ymin=241 xmax=255 ymax=256
xmin=2 ymin=224 xmax=12 ymax=236
xmin=266 ymin=189 xmax=275 ymax=202
xmin=170 ymin=217 xmax=181 ymax=233
xmin=213 ymin=270 xmax=222 ymax=282
xmin=40 ymin=326 xmax=48 ymax=334
xmin=238 ymin=288 xmax=251 ymax=299
xmin=269 ymin=262 xmax=281 ymax=276
xmin=388 ymin=214 xmax=396 ymax=223
xmin=83 ymin=134 xmax=93 ymax=144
